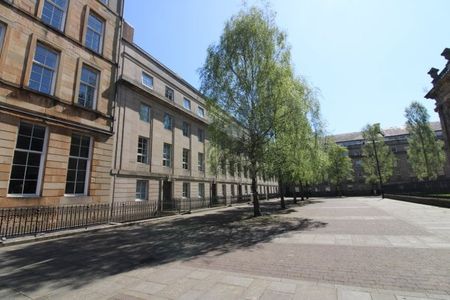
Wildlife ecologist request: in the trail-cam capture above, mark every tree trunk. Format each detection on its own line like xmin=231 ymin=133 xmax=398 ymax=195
xmin=251 ymin=176 xmax=261 ymax=217
xmin=305 ymin=182 xmax=310 ymax=199
xmin=293 ymin=183 xmax=297 ymax=204
xmin=279 ymin=178 xmax=286 ymax=209
xmin=300 ymin=181 xmax=304 ymax=201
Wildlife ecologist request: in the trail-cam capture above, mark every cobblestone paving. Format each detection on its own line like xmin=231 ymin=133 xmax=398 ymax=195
xmin=0 ymin=197 xmax=449 ymax=299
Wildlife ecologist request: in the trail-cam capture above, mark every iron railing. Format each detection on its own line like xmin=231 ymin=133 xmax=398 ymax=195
xmin=0 ymin=201 xmax=158 ymax=239
xmin=0 ymin=193 xmax=280 ymax=239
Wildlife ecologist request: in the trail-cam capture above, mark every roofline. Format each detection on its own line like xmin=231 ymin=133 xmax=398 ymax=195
xmin=333 ymin=122 xmax=442 ymax=143
xmin=122 ymin=39 xmax=207 ymax=101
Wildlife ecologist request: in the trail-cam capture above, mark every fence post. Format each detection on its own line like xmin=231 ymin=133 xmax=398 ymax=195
xmin=34 ymin=208 xmax=40 ymax=237
xmin=85 ymin=205 xmax=89 ymax=229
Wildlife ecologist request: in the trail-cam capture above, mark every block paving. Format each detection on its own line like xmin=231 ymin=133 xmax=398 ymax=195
xmin=0 ymin=196 xmax=449 ymax=299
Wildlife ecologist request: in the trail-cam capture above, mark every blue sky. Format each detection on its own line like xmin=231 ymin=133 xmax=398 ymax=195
xmin=124 ymin=0 xmax=449 ymax=134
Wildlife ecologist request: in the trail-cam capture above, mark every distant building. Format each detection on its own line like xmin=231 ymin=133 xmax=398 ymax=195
xmin=317 ymin=122 xmax=450 ymax=195
xmin=425 ymin=48 xmax=450 ymax=162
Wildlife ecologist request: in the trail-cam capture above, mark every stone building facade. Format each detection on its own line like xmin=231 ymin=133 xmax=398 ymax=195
xmin=0 ymin=0 xmax=123 ymax=207
xmin=322 ymin=122 xmax=450 ymax=194
xmin=426 ymin=48 xmax=450 ymax=162
xmin=111 ymin=23 xmax=278 ymax=206
xmin=0 ymin=2 xmax=277 ymax=209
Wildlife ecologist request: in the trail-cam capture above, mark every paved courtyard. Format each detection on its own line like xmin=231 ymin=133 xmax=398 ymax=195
xmin=0 ymin=196 xmax=449 ymax=299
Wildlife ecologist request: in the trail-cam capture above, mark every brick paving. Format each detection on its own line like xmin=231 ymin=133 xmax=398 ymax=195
xmin=0 ymin=196 xmax=449 ymax=299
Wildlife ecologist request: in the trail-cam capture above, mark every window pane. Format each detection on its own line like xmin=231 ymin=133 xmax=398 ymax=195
xmin=75 ymin=182 xmax=85 ymax=194
xmin=29 ymin=44 xmax=58 ymax=94
xmin=142 ymin=73 xmax=153 ymax=88
xmin=9 ymin=123 xmax=46 ymax=195
xmin=78 ymin=66 xmax=98 ymax=109
xmin=25 ymin=166 xmax=40 ymax=180
xmin=23 ymin=181 xmax=38 ymax=194
xmin=182 ymin=122 xmax=190 ymax=136
xmin=65 ymin=134 xmax=91 ymax=195
xmin=136 ymin=180 xmax=148 ymax=200
xmin=0 ymin=23 xmax=5 ymax=50
xmin=12 ymin=151 xmax=27 ymax=165
xmin=42 ymin=0 xmax=68 ymax=31
xmin=66 ymin=169 xmax=76 ymax=181
xmin=163 ymin=113 xmax=172 ymax=130
xmin=140 ymin=104 xmax=150 ymax=122
xmin=10 ymin=165 xmax=25 ymax=180
xmin=85 ymin=14 xmax=103 ymax=53
xmin=197 ymin=107 xmax=205 ymax=118
xmin=8 ymin=180 xmax=23 ymax=194
xmin=16 ymin=136 xmax=31 ymax=150
xmin=165 ymin=87 xmax=174 ymax=100
xmin=183 ymin=98 xmax=191 ymax=110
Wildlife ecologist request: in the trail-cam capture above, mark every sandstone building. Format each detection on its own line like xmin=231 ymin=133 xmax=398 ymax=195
xmin=0 ymin=1 xmax=277 ymax=209
xmin=426 ymin=48 xmax=450 ymax=162
xmin=320 ymin=122 xmax=450 ymax=194
xmin=111 ymin=23 xmax=278 ymax=207
xmin=0 ymin=0 xmax=123 ymax=207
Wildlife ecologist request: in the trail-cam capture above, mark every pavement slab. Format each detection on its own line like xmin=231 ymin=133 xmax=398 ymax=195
xmin=0 ymin=197 xmax=449 ymax=299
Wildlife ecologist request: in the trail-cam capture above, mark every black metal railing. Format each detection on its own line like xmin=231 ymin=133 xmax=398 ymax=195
xmin=111 ymin=201 xmax=158 ymax=223
xmin=0 ymin=201 xmax=158 ymax=239
xmin=163 ymin=197 xmax=222 ymax=213
xmin=0 ymin=193 xmax=281 ymax=239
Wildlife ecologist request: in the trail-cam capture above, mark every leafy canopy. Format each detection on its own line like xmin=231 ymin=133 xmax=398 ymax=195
xmin=361 ymin=123 xmax=396 ymax=184
xmin=200 ymin=6 xmax=313 ymax=215
xmin=326 ymin=142 xmax=353 ymax=188
xmin=405 ymin=101 xmax=446 ymax=180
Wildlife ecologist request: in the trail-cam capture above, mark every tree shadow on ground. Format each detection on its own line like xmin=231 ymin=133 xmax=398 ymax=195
xmin=0 ymin=200 xmax=327 ymax=294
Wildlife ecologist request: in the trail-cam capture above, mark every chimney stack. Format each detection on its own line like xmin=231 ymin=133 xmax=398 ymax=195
xmin=123 ymin=21 xmax=134 ymax=44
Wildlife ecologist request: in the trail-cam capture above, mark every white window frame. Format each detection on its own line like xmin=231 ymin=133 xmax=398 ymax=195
xmin=85 ymin=12 xmax=104 ymax=54
xmin=139 ymin=103 xmax=151 ymax=123
xmin=78 ymin=64 xmax=99 ymax=109
xmin=99 ymin=0 xmax=109 ymax=5
xmin=64 ymin=134 xmax=93 ymax=196
xmin=163 ymin=143 xmax=172 ymax=167
xmin=135 ymin=180 xmax=148 ymax=201
xmin=7 ymin=123 xmax=48 ymax=197
xmin=137 ymin=136 xmax=149 ymax=164
xmin=182 ymin=148 xmax=189 ymax=170
xmin=142 ymin=72 xmax=154 ymax=89
xmin=182 ymin=182 xmax=190 ymax=198
xmin=29 ymin=43 xmax=59 ymax=95
xmin=197 ymin=106 xmax=205 ymax=118
xmin=198 ymin=183 xmax=205 ymax=199
xmin=41 ymin=0 xmax=68 ymax=32
xmin=183 ymin=98 xmax=191 ymax=111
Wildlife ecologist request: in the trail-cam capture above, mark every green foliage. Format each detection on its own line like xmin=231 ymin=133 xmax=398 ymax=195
xmin=361 ymin=123 xmax=396 ymax=184
xmin=326 ymin=142 xmax=353 ymax=190
xmin=200 ymin=6 xmax=297 ymax=215
xmin=405 ymin=102 xmax=446 ymax=180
